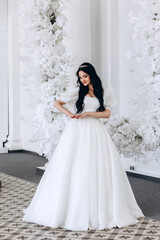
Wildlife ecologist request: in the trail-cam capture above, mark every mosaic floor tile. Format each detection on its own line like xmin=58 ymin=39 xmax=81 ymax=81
xmin=0 ymin=172 xmax=160 ymax=240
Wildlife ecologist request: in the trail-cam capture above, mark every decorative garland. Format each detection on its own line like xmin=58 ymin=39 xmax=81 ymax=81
xmin=19 ymin=0 xmax=74 ymax=163
xmin=103 ymin=0 xmax=160 ymax=164
xmin=119 ymin=0 xmax=160 ymax=163
xmin=127 ymin=0 xmax=160 ymax=114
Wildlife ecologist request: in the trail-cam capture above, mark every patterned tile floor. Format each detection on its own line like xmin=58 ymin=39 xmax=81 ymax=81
xmin=0 ymin=172 xmax=160 ymax=240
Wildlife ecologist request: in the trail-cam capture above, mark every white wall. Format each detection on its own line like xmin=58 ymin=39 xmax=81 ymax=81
xmin=63 ymin=0 xmax=92 ymax=83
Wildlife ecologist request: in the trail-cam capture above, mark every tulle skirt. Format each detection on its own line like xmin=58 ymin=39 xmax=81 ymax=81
xmin=22 ymin=116 xmax=144 ymax=231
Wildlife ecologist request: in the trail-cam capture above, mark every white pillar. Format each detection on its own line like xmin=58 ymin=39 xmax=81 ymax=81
xmin=0 ymin=0 xmax=8 ymax=153
xmin=5 ymin=0 xmax=22 ymax=150
xmin=91 ymin=0 xmax=119 ymax=111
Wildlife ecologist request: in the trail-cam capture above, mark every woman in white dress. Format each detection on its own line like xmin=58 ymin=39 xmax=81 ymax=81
xmin=22 ymin=62 xmax=145 ymax=231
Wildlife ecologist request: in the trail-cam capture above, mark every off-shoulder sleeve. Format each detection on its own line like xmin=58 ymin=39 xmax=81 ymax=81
xmin=58 ymin=84 xmax=79 ymax=104
xmin=104 ymin=85 xmax=118 ymax=110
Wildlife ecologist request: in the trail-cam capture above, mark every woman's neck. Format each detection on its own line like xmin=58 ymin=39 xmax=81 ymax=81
xmin=87 ymin=83 xmax=96 ymax=97
xmin=88 ymin=83 xmax=93 ymax=91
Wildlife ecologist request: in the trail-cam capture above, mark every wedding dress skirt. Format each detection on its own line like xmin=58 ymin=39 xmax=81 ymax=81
xmin=22 ymin=96 xmax=144 ymax=231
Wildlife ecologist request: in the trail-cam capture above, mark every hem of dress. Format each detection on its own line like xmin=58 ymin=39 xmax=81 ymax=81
xmin=22 ymin=215 xmax=145 ymax=232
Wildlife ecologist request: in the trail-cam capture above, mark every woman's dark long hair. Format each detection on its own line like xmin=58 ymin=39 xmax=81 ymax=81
xmin=75 ymin=62 xmax=105 ymax=114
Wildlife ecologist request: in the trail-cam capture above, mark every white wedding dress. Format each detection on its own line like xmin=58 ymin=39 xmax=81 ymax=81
xmin=22 ymin=85 xmax=144 ymax=231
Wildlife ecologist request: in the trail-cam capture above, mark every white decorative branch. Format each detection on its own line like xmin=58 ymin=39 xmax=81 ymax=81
xmin=19 ymin=0 xmax=74 ymax=163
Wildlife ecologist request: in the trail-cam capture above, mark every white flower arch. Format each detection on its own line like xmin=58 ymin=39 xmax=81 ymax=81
xmin=19 ymin=0 xmax=160 ymax=166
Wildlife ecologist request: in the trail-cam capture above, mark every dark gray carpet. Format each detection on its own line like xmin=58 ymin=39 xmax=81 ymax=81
xmin=0 ymin=151 xmax=159 ymax=222
xmin=0 ymin=151 xmax=47 ymax=184
xmin=129 ymin=176 xmax=160 ymax=222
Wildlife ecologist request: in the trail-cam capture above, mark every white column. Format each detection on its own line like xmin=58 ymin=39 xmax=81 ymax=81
xmin=91 ymin=0 xmax=113 ymax=87
xmin=4 ymin=0 xmax=22 ymax=150
xmin=0 ymin=0 xmax=8 ymax=153
xmin=91 ymin=0 xmax=119 ymax=111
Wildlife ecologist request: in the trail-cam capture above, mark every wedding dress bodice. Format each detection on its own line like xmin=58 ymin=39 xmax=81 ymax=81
xmin=81 ymin=96 xmax=101 ymax=113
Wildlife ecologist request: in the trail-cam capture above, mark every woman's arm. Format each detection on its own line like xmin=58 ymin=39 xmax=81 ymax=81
xmin=76 ymin=109 xmax=111 ymax=119
xmin=87 ymin=109 xmax=111 ymax=118
xmin=53 ymin=100 xmax=76 ymax=118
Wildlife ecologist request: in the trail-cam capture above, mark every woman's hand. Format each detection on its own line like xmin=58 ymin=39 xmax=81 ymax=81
xmin=75 ymin=112 xmax=88 ymax=119
xmin=67 ymin=112 xmax=88 ymax=119
xmin=76 ymin=110 xmax=111 ymax=119
xmin=67 ymin=113 xmax=77 ymax=119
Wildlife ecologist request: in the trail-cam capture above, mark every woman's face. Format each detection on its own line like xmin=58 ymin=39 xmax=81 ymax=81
xmin=79 ymin=71 xmax=91 ymax=86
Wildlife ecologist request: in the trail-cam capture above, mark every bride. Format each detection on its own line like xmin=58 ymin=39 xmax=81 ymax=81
xmin=22 ymin=62 xmax=145 ymax=231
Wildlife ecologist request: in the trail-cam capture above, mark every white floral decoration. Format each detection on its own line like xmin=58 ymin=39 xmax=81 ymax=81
xmin=103 ymin=113 xmax=160 ymax=164
xmin=108 ymin=0 xmax=160 ymax=163
xmin=132 ymin=0 xmax=160 ymax=163
xmin=19 ymin=0 xmax=74 ymax=163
